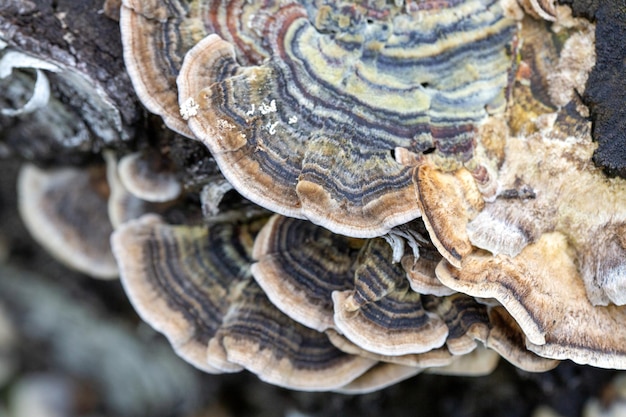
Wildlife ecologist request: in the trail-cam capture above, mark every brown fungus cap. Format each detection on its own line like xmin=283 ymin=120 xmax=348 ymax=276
xmin=112 ymin=214 xmax=376 ymax=389
xmin=421 ymin=294 xmax=491 ymax=356
xmin=436 ymin=233 xmax=626 ymax=369
xmin=105 ymin=151 xmax=158 ymax=229
xmin=325 ymin=329 xmax=456 ymax=369
xmin=466 ymin=134 xmax=626 ymax=307
xmin=206 ymin=283 xmax=376 ymax=391
xmin=465 ymin=15 xmax=626 ymax=307
xmin=466 ymin=201 xmax=542 ymax=259
xmin=253 ymin=215 xmax=499 ymax=359
xmin=17 ymin=163 xmax=118 ymax=279
xmin=402 ymin=252 xmax=454 ymax=297
xmin=253 ymin=214 xmax=451 ymax=356
xmin=177 ymin=0 xmax=516 ymax=237
xmin=426 ymin=346 xmax=500 ymax=376
xmin=333 ymin=239 xmax=448 ymax=356
xmin=486 ymin=306 xmax=559 ymax=372
xmin=120 ymin=0 xmax=196 ymax=137
xmin=120 ymin=0 xmax=280 ymax=137
xmin=252 ymin=215 xmax=360 ymax=332
xmin=111 ymin=214 xmax=248 ymax=372
xmin=117 ymin=151 xmax=182 ymax=203
xmin=413 ymin=165 xmax=485 ymax=267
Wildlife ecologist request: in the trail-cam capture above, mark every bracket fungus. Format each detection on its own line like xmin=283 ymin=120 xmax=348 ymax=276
xmin=252 ymin=214 xmax=358 ymax=332
xmin=18 ymin=163 xmax=118 ymax=279
xmin=6 ymin=0 xmax=626 ymax=399
xmin=254 ymin=215 xmax=448 ymax=356
xmin=251 ymin=214 xmax=552 ymax=372
xmin=105 ymin=151 xmax=161 ymax=229
xmin=436 ymin=233 xmax=626 ymax=369
xmin=331 ymin=239 xmax=448 ymax=357
xmin=120 ymin=0 xmax=278 ymax=137
xmin=112 ymin=214 xmax=378 ymax=390
xmin=111 ymin=211 xmax=560 ymax=391
xmin=117 ymin=150 xmax=182 ymax=203
xmin=170 ymin=0 xmax=517 ymax=238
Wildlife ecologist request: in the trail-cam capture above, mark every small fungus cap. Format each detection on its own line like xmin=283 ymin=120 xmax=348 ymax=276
xmin=210 ymin=283 xmax=376 ymax=391
xmin=18 ymin=163 xmax=118 ymax=279
xmin=331 ymin=239 xmax=448 ymax=357
xmin=252 ymin=215 xmax=361 ymax=332
xmin=117 ymin=151 xmax=182 ymax=203
xmin=334 ymin=363 xmax=422 ymax=395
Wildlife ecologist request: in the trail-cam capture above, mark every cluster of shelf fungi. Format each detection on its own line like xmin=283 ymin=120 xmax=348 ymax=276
xmin=2 ymin=0 xmax=626 ymax=397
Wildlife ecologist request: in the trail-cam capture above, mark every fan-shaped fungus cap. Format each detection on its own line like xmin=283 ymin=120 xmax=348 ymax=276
xmin=119 ymin=0 xmax=277 ymax=137
xmin=105 ymin=151 xmax=158 ymax=229
xmin=436 ymin=232 xmax=626 ymax=369
xmin=111 ymin=214 xmax=246 ymax=372
xmin=466 ymin=133 xmax=626 ymax=306
xmin=402 ymin=252 xmax=454 ymax=297
xmin=253 ymin=215 xmax=506 ymax=359
xmin=325 ymin=329 xmax=456 ymax=369
xmin=112 ymin=215 xmax=376 ymax=389
xmin=253 ymin=215 xmax=450 ymax=356
xmin=17 ymin=163 xmax=118 ymax=279
xmin=426 ymin=347 xmax=500 ymax=376
xmin=117 ymin=150 xmax=182 ymax=203
xmin=465 ymin=14 xmax=626 ymax=306
xmin=252 ymin=215 xmax=360 ymax=332
xmin=177 ymin=0 xmax=516 ymax=237
xmin=413 ymin=165 xmax=485 ymax=267
xmin=333 ymin=239 xmax=448 ymax=356
xmin=119 ymin=0 xmax=199 ymax=137
xmin=466 ymin=201 xmax=541 ymax=259
xmin=206 ymin=283 xmax=376 ymax=391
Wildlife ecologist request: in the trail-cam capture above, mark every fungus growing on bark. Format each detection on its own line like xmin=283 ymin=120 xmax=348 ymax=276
xmin=14 ymin=0 xmax=624 ymax=396
xmin=254 ymin=215 xmax=449 ymax=356
xmin=486 ymin=306 xmax=559 ymax=372
xmin=413 ymin=166 xmax=485 ymax=267
xmin=401 ymin=249 xmax=452 ymax=297
xmin=436 ymin=233 xmax=626 ymax=369
xmin=18 ymin=163 xmax=118 ymax=279
xmin=252 ymin=215 xmax=358 ymax=332
xmin=119 ymin=0 xmax=277 ymax=137
xmin=111 ymin=214 xmax=377 ymax=390
xmin=464 ymin=133 xmax=626 ymax=307
xmin=175 ymin=0 xmax=516 ymax=237
xmin=331 ymin=239 xmax=448 ymax=356
xmin=335 ymin=363 xmax=422 ymax=394
xmin=251 ymin=214 xmax=550 ymax=371
xmin=117 ymin=150 xmax=182 ymax=203
xmin=105 ymin=151 xmax=156 ymax=229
